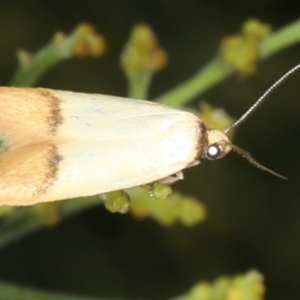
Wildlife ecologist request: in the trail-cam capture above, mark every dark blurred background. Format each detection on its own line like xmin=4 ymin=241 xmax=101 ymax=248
xmin=0 ymin=1 xmax=299 ymax=299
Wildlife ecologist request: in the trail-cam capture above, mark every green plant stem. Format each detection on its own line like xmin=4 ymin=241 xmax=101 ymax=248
xmin=156 ymin=18 xmax=300 ymax=108
xmin=259 ymin=18 xmax=300 ymax=58
xmin=0 ymin=279 xmax=177 ymax=300
xmin=156 ymin=58 xmax=232 ymax=107
xmin=10 ymin=39 xmax=76 ymax=87
xmin=0 ymin=280 xmax=129 ymax=300
xmin=0 ymin=197 xmax=99 ymax=249
xmin=9 ymin=24 xmax=105 ymax=87
xmin=127 ymin=71 xmax=153 ymax=99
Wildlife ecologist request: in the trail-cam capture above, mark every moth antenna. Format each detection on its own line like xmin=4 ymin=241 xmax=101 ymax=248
xmin=224 ymin=63 xmax=300 ymax=135
xmin=226 ymin=142 xmax=287 ymax=180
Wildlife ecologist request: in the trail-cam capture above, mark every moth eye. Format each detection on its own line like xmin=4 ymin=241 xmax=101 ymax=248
xmin=206 ymin=144 xmax=222 ymax=160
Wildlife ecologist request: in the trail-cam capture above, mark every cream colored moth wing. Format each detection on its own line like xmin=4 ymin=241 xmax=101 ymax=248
xmin=0 ymin=88 xmax=202 ymax=205
xmin=39 ymin=90 xmax=202 ymax=203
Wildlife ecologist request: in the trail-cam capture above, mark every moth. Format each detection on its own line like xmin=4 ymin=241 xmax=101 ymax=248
xmin=0 ymin=64 xmax=299 ymax=205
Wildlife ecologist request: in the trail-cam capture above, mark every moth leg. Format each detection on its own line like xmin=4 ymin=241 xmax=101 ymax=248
xmin=157 ymin=171 xmax=184 ymax=185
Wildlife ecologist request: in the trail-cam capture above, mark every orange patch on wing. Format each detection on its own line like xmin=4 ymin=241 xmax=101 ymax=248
xmin=0 ymin=143 xmax=61 ymax=205
xmin=0 ymin=87 xmax=62 ymax=149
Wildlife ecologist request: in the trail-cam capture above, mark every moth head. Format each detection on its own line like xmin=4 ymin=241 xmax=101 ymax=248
xmin=200 ymin=63 xmax=300 ymax=179
xmin=204 ymin=129 xmax=231 ymax=160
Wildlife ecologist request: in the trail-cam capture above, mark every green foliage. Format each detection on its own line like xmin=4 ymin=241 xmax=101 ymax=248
xmin=220 ymin=19 xmax=271 ymax=76
xmin=176 ymin=270 xmax=264 ymax=300
xmin=130 ymin=188 xmax=206 ymax=226
xmin=120 ymin=23 xmax=167 ymax=99
xmin=103 ymin=190 xmax=131 ymax=214
xmin=10 ymin=24 xmax=106 ymax=87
